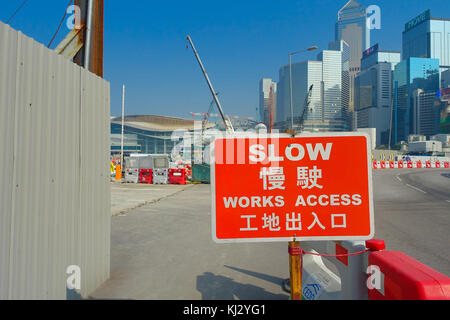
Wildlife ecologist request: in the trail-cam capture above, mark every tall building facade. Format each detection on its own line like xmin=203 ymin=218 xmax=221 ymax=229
xmin=412 ymin=89 xmax=442 ymax=137
xmin=275 ymin=61 xmax=322 ymax=130
xmin=275 ymin=50 xmax=345 ymax=132
xmin=436 ymin=88 xmax=450 ymax=134
xmin=259 ymin=78 xmax=277 ymax=128
xmin=329 ymin=40 xmax=351 ymax=130
xmin=354 ymin=44 xmax=400 ymax=146
xmin=392 ymin=58 xmax=440 ymax=144
xmin=335 ymin=0 xmax=371 ymax=130
xmin=402 ymin=10 xmax=450 ymax=73
xmin=442 ymin=69 xmax=450 ymax=88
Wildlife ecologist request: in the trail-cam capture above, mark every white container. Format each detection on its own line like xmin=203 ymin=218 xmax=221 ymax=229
xmin=408 ymin=141 xmax=442 ymax=153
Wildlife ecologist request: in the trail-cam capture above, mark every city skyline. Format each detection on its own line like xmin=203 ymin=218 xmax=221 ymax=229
xmin=2 ymin=0 xmax=448 ymax=119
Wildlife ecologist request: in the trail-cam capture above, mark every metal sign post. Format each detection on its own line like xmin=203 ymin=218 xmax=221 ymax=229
xmin=288 ymin=240 xmax=302 ymax=300
xmin=210 ymin=132 xmax=374 ymax=300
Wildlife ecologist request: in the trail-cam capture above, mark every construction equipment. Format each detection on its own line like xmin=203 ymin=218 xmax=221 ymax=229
xmin=186 ymin=35 xmax=234 ymax=133
xmin=298 ymin=84 xmax=314 ymax=132
xmin=204 ymin=97 xmax=218 ymax=134
xmin=268 ymin=85 xmax=274 ymax=133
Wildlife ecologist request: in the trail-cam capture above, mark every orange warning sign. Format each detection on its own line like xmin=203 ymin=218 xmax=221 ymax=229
xmin=211 ymin=133 xmax=374 ymax=243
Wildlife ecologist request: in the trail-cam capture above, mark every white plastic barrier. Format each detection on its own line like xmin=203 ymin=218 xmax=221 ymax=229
xmin=153 ymin=168 xmax=169 ymax=184
xmin=125 ymin=168 xmax=139 ymax=183
xmin=300 ymin=240 xmax=372 ymax=300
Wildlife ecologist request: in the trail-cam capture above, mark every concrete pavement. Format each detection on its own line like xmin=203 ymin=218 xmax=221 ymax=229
xmin=95 ymin=184 xmax=289 ymax=300
xmin=110 ymin=182 xmax=192 ymax=216
xmin=93 ymin=169 xmax=450 ymax=299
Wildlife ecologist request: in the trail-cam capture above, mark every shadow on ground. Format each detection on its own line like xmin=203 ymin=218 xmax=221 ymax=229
xmin=196 ymin=266 xmax=289 ymax=300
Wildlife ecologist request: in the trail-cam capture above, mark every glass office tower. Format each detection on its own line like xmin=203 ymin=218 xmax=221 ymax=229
xmin=355 ymin=44 xmax=400 ymax=146
xmin=393 ymin=58 xmax=440 ymax=144
xmin=335 ymin=0 xmax=371 ymax=130
xmin=336 ymin=0 xmax=371 ymax=74
xmin=259 ymin=79 xmax=277 ymax=127
xmin=276 ymin=61 xmax=322 ymax=130
xmin=403 ymin=10 xmax=450 ymax=72
xmin=329 ymin=40 xmax=351 ymax=130
xmin=275 ymin=50 xmax=345 ymax=132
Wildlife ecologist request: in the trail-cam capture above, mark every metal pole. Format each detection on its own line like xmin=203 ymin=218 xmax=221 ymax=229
xmin=388 ymin=97 xmax=393 ymax=151
xmin=186 ymin=35 xmax=234 ymax=133
xmin=289 ymin=54 xmax=294 ymax=130
xmin=288 ymin=241 xmax=302 ymax=300
xmin=84 ymin=0 xmax=94 ymax=69
xmin=121 ymin=85 xmax=125 ymax=167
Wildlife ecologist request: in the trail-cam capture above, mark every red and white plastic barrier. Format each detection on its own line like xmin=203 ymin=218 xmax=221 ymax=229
xmin=368 ymin=251 xmax=450 ymax=300
xmin=168 ymin=168 xmax=187 ymax=185
xmin=299 ymin=239 xmax=450 ymax=300
xmin=373 ymin=160 xmax=450 ymax=169
xmin=139 ymin=169 xmax=153 ymax=184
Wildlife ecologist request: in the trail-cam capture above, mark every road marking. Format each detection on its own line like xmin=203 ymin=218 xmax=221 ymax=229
xmin=395 ymin=174 xmax=402 ymax=182
xmin=406 ymin=184 xmax=427 ymax=194
xmin=112 ymin=188 xmax=168 ymax=191
xmin=446 ymin=200 xmax=450 ymax=203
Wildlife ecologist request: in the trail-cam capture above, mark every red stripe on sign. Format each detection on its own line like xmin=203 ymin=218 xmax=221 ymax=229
xmin=335 ymin=244 xmax=348 ymax=266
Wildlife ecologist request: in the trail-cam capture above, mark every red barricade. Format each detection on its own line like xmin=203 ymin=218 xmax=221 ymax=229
xmin=373 ymin=161 xmax=378 ymax=169
xmin=368 ymin=251 xmax=450 ymax=300
xmin=139 ymin=169 xmax=153 ymax=184
xmin=407 ymin=161 xmax=413 ymax=168
xmin=435 ymin=161 xmax=441 ymax=168
xmin=169 ymin=168 xmax=187 ymax=185
xmin=389 ymin=161 xmax=395 ymax=169
xmin=445 ymin=162 xmax=450 ymax=168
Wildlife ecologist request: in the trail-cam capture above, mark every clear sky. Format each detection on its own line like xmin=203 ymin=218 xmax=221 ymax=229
xmin=1 ymin=0 xmax=447 ymax=119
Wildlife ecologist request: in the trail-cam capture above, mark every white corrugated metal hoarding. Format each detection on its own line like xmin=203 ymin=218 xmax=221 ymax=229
xmin=0 ymin=21 xmax=110 ymax=299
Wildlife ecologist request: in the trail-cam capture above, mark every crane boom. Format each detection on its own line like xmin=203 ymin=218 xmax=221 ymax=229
xmin=298 ymin=84 xmax=314 ymax=132
xmin=186 ymin=35 xmax=234 ymax=133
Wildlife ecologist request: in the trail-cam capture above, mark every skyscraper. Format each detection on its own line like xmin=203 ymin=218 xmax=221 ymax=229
xmin=275 ymin=50 xmax=345 ymax=132
xmin=392 ymin=58 xmax=440 ymax=144
xmin=335 ymin=0 xmax=371 ymax=130
xmin=275 ymin=61 xmax=322 ymax=130
xmin=259 ymin=79 xmax=277 ymax=128
xmin=441 ymin=69 xmax=450 ymax=89
xmin=403 ymin=10 xmax=450 ymax=73
xmin=329 ymin=40 xmax=351 ymax=131
xmin=354 ymin=44 xmax=400 ymax=146
xmin=412 ymin=89 xmax=441 ymax=137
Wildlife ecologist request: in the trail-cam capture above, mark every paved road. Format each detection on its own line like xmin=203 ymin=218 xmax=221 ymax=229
xmin=93 ymin=184 xmax=289 ymax=300
xmin=92 ymin=169 xmax=449 ymax=299
xmin=373 ymin=169 xmax=450 ymax=276
xmin=110 ymin=182 xmax=191 ymax=216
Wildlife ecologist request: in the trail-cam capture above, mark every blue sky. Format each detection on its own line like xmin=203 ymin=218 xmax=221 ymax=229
xmin=1 ymin=0 xmax=447 ymax=119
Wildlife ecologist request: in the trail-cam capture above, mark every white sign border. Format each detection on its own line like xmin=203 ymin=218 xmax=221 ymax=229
xmin=210 ymin=131 xmax=375 ymax=243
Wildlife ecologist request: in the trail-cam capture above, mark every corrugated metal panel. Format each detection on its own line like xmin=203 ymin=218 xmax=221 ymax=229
xmin=0 ymin=21 xmax=110 ymax=300
xmin=0 ymin=20 xmax=17 ymax=301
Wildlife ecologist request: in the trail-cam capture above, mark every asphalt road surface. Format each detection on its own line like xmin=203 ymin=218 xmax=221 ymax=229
xmin=373 ymin=169 xmax=450 ymax=276
xmin=92 ymin=169 xmax=450 ymax=299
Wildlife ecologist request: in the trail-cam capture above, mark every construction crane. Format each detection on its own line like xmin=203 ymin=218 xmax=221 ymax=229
xmin=268 ymin=85 xmax=274 ymax=133
xmin=203 ymin=98 xmax=217 ymax=131
xmin=186 ymin=35 xmax=235 ymax=133
xmin=298 ymin=84 xmax=314 ymax=132
xmin=190 ymin=93 xmax=220 ymax=131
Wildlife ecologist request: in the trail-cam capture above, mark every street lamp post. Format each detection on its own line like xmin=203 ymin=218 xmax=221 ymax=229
xmin=288 ymin=46 xmax=318 ymax=130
